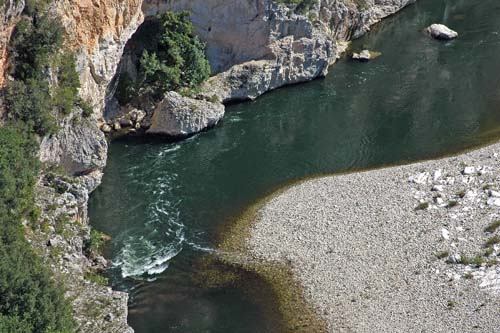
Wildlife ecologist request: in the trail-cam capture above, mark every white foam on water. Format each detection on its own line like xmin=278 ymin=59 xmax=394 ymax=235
xmin=157 ymin=144 xmax=181 ymax=157
xmin=117 ymin=239 xmax=183 ymax=278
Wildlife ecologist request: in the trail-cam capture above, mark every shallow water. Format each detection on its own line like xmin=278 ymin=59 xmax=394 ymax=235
xmin=89 ymin=0 xmax=500 ymax=331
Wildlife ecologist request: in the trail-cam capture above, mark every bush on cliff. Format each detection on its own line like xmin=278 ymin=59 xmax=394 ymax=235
xmin=4 ymin=9 xmax=84 ymax=135
xmin=0 ymin=125 xmax=76 ymax=333
xmin=115 ymin=11 xmax=211 ymax=104
xmin=0 ymin=1 xmax=78 ymax=331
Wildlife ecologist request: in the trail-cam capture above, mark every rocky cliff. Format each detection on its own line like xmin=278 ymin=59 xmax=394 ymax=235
xmin=0 ymin=0 xmax=24 ymax=109
xmin=92 ymin=0 xmax=417 ymax=137
xmin=3 ymin=1 xmax=417 ymax=332
xmin=54 ymin=0 xmax=144 ymax=115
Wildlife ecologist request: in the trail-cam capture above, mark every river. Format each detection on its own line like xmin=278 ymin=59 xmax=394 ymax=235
xmin=89 ymin=0 xmax=500 ymax=331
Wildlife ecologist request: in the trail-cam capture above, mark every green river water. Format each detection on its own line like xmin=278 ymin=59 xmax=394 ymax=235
xmin=89 ymin=0 xmax=500 ymax=331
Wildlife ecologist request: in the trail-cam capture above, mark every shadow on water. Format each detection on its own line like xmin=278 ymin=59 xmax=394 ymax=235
xmin=89 ymin=0 xmax=500 ymax=331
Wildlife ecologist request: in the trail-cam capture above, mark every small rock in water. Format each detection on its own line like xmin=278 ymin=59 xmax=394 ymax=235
xmin=352 ymin=50 xmax=380 ymax=62
xmin=462 ymin=166 xmax=476 ymax=175
xmin=100 ymin=124 xmax=112 ymax=133
xmin=425 ymin=24 xmax=458 ymax=40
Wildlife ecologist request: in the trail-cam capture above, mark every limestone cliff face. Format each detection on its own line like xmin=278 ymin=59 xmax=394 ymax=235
xmin=54 ymin=0 xmax=144 ymax=116
xmin=63 ymin=0 xmax=416 ymax=119
xmin=90 ymin=0 xmax=416 ymax=135
xmin=0 ymin=0 xmax=24 ymax=90
xmin=190 ymin=0 xmax=417 ymax=102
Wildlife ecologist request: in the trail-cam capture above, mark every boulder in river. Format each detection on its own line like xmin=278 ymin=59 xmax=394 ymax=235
xmin=425 ymin=24 xmax=458 ymax=40
xmin=147 ymin=91 xmax=225 ymax=137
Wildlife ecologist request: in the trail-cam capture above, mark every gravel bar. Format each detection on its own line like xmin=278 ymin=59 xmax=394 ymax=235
xmin=245 ymin=142 xmax=500 ymax=332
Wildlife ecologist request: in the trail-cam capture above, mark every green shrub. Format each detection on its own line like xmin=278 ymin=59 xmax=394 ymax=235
xmin=78 ymin=99 xmax=94 ymax=118
xmin=4 ymin=10 xmax=82 ymax=134
xmin=0 ymin=125 xmax=76 ymax=332
xmin=4 ymin=79 xmax=58 ymax=136
xmin=84 ymin=271 xmax=109 ymax=286
xmin=84 ymin=228 xmax=107 ymax=257
xmin=114 ymin=71 xmax=137 ymax=105
xmin=117 ymin=11 xmax=211 ymax=103
xmin=53 ymin=52 xmax=81 ymax=115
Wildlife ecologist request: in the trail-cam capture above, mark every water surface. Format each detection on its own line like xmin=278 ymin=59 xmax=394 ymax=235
xmin=89 ymin=0 xmax=500 ymax=331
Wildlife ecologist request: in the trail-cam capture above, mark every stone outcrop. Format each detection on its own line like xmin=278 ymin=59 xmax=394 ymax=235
xmin=425 ymin=23 xmax=458 ymax=40
xmin=0 ymin=0 xmax=24 ymax=89
xmin=147 ymin=91 xmax=225 ymax=137
xmin=29 ymin=170 xmax=133 ymax=333
xmin=54 ymin=0 xmax=144 ymax=116
xmin=35 ymin=115 xmax=134 ymax=332
xmin=39 ymin=116 xmax=107 ymax=176
xmin=97 ymin=0 xmax=416 ymax=132
xmin=188 ymin=0 xmax=418 ymax=102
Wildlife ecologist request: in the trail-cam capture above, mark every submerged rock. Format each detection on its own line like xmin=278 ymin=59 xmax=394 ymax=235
xmin=425 ymin=24 xmax=458 ymax=40
xmin=147 ymin=91 xmax=225 ymax=137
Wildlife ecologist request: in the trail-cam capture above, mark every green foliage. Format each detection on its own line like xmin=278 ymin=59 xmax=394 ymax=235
xmin=117 ymin=11 xmax=211 ymax=103
xmin=4 ymin=79 xmax=58 ymax=135
xmin=0 ymin=125 xmax=76 ymax=332
xmin=0 ymin=125 xmax=39 ymax=219
xmin=9 ymin=15 xmax=65 ymax=81
xmin=84 ymin=228 xmax=106 ymax=257
xmin=435 ymin=250 xmax=449 ymax=260
xmin=4 ymin=10 xmax=85 ymax=135
xmin=0 ymin=2 xmax=80 ymax=330
xmin=84 ymin=271 xmax=109 ymax=286
xmin=484 ymin=220 xmax=500 ymax=233
xmin=78 ymin=99 xmax=94 ymax=118
xmin=276 ymin=0 xmax=315 ymax=14
xmin=484 ymin=235 xmax=500 ymax=248
xmin=53 ymin=53 xmax=81 ymax=115
xmin=114 ymin=71 xmax=137 ymax=105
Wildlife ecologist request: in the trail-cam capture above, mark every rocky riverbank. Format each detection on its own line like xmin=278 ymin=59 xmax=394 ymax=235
xmin=0 ymin=1 xmax=418 ymax=331
xmin=231 ymin=141 xmax=500 ymax=332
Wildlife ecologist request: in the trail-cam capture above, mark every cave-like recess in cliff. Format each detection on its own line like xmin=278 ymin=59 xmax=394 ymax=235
xmin=89 ymin=0 xmax=500 ymax=331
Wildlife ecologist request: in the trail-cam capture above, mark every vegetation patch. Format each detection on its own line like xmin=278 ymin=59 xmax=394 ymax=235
xmin=84 ymin=228 xmax=109 ymax=258
xmin=114 ymin=11 xmax=210 ymax=105
xmin=0 ymin=126 xmax=76 ymax=332
xmin=414 ymin=201 xmax=429 ymax=210
xmin=435 ymin=250 xmax=449 ymax=259
xmin=84 ymin=271 xmax=109 ymax=287
xmin=484 ymin=235 xmax=500 ymax=248
xmin=484 ymin=220 xmax=500 ymax=233
xmin=4 ymin=0 xmax=90 ymax=136
xmin=0 ymin=1 xmax=84 ymax=330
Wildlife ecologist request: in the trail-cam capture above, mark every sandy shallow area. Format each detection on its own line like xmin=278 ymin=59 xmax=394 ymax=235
xmin=244 ymin=142 xmax=500 ymax=332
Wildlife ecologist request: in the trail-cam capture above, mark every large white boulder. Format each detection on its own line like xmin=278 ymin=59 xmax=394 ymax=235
xmin=425 ymin=24 xmax=458 ymax=40
xmin=147 ymin=91 xmax=225 ymax=137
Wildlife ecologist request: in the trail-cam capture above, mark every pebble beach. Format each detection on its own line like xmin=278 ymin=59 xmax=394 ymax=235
xmin=243 ymin=142 xmax=500 ymax=332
